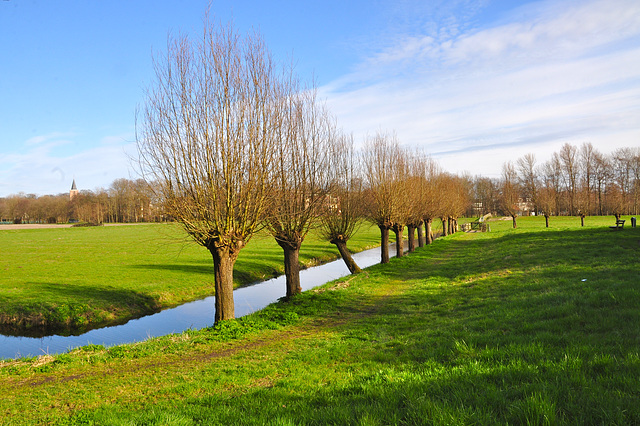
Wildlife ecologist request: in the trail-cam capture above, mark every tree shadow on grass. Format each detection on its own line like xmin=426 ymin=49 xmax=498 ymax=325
xmin=130 ymin=263 xmax=213 ymax=275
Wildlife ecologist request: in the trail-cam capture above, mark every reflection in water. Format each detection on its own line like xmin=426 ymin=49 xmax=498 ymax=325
xmin=0 ymin=243 xmax=400 ymax=360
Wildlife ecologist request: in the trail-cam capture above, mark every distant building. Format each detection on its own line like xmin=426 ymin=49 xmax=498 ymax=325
xmin=517 ymin=197 xmax=535 ymax=216
xmin=70 ymin=179 xmax=79 ymax=200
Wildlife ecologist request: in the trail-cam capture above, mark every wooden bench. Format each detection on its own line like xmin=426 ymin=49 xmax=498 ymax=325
xmin=468 ymin=220 xmax=487 ymax=232
xmin=609 ymin=219 xmax=625 ymax=230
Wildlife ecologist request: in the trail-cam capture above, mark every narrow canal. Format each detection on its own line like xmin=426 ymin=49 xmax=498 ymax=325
xmin=0 ymin=243 xmax=400 ymax=360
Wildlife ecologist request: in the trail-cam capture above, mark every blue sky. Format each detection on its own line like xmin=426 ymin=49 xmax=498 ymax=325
xmin=1 ymin=0 xmax=639 ymax=196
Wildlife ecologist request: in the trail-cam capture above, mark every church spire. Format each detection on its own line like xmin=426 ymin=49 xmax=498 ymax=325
xmin=70 ymin=179 xmax=79 ymax=200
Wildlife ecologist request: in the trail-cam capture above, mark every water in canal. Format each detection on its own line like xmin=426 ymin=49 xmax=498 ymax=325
xmin=0 ymin=244 xmax=400 ymax=360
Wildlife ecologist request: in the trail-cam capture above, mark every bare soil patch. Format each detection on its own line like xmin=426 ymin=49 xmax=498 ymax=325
xmin=0 ymin=224 xmax=73 ymax=230
xmin=0 ymin=223 xmax=150 ymax=230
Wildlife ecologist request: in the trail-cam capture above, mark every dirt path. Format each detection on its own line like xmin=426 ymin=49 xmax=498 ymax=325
xmin=0 ymin=223 xmax=151 ymax=230
xmin=0 ymin=224 xmax=74 ymax=230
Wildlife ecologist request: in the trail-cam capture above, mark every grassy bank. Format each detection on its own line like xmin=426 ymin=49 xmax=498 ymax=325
xmin=1 ymin=215 xmax=638 ymax=424
xmin=0 ymin=223 xmax=382 ymax=335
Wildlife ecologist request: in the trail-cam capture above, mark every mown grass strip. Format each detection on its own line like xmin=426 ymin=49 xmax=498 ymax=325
xmin=0 ymin=216 xmax=638 ymax=424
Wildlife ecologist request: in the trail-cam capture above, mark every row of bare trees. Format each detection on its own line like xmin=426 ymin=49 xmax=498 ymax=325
xmin=470 ymin=142 xmax=640 ymax=228
xmin=135 ymin=19 xmax=474 ymax=323
xmin=0 ymin=178 xmax=161 ymax=224
xmin=360 ymin=132 xmax=470 ymax=261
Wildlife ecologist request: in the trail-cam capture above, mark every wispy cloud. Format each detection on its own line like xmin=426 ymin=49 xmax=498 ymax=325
xmin=23 ymin=132 xmax=75 ymax=148
xmin=322 ymin=0 xmax=640 ymax=176
xmin=0 ymin=133 xmax=135 ymax=196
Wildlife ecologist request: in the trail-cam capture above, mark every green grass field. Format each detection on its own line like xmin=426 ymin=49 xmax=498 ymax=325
xmin=1 ymin=215 xmax=638 ymax=424
xmin=0 ymin=223 xmax=383 ymax=335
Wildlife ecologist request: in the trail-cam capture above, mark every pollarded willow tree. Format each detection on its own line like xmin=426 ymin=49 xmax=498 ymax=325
xmin=404 ymin=149 xmax=436 ymax=251
xmin=362 ymin=131 xmax=406 ymax=264
xmin=404 ymin=171 xmax=424 ymax=253
xmin=264 ymin=83 xmax=335 ymax=298
xmin=390 ymin=148 xmax=410 ymax=259
xmin=417 ymin=155 xmax=442 ymax=245
xmin=137 ymin=21 xmax=286 ymax=323
xmin=319 ymin=132 xmax=364 ymax=274
xmin=436 ymin=173 xmax=469 ymax=235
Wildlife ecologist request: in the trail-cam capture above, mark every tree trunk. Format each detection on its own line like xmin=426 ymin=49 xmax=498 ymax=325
xmin=392 ymin=223 xmax=404 ymax=258
xmin=331 ymin=238 xmax=361 ymax=274
xmin=545 ymin=215 xmax=549 ymax=228
xmin=598 ymin=186 xmax=603 ymax=216
xmin=580 ymin=215 xmax=585 ymax=227
xmin=441 ymin=218 xmax=448 ymax=236
xmin=512 ymin=215 xmax=517 ymax=229
xmin=379 ymin=225 xmax=390 ymax=264
xmin=407 ymin=224 xmax=416 ymax=252
xmin=417 ymin=223 xmax=424 ymax=248
xmin=425 ymin=218 xmax=433 ymax=244
xmin=277 ymin=239 xmax=302 ymax=298
xmin=210 ymin=245 xmax=238 ymax=323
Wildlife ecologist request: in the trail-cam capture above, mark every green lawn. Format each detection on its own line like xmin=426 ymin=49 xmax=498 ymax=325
xmin=0 ymin=223 xmax=382 ymax=335
xmin=1 ymin=215 xmax=638 ymax=424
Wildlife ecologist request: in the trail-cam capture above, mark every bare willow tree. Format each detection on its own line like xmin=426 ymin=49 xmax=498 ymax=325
xmin=390 ymin=149 xmax=410 ymax=258
xmin=420 ymin=158 xmax=441 ymax=245
xmin=540 ymin=155 xmax=562 ymax=216
xmin=592 ymin=150 xmax=611 ymax=216
xmin=136 ymin=21 xmax=282 ymax=322
xmin=578 ymin=142 xmax=596 ymax=222
xmin=437 ymin=174 xmax=450 ymax=237
xmin=437 ymin=173 xmax=469 ymax=235
xmin=559 ymin=143 xmax=579 ymax=216
xmin=404 ymin=151 xmax=425 ymax=252
xmin=264 ymin=84 xmax=334 ymax=298
xmin=500 ymin=161 xmax=520 ymax=228
xmin=472 ymin=176 xmax=499 ymax=217
xmin=362 ymin=131 xmax=405 ymax=264
xmin=437 ymin=174 xmax=462 ymax=236
xmin=403 ymin=152 xmax=441 ymax=247
xmin=611 ymin=147 xmax=639 ymax=216
xmin=319 ymin=133 xmax=363 ymax=274
xmin=537 ymin=186 xmax=555 ymax=228
xmin=517 ymin=153 xmax=538 ymax=214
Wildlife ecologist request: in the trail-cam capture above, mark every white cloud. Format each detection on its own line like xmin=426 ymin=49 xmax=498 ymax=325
xmin=23 ymin=132 xmax=75 ymax=148
xmin=0 ymin=133 xmax=136 ymax=196
xmin=322 ymin=0 xmax=640 ymax=177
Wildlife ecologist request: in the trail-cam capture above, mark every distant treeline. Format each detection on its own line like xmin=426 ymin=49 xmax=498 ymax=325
xmin=0 ymin=178 xmax=164 ymax=224
xmin=473 ymin=143 xmax=640 ymax=219
xmin=1 ymin=143 xmax=639 ymax=225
